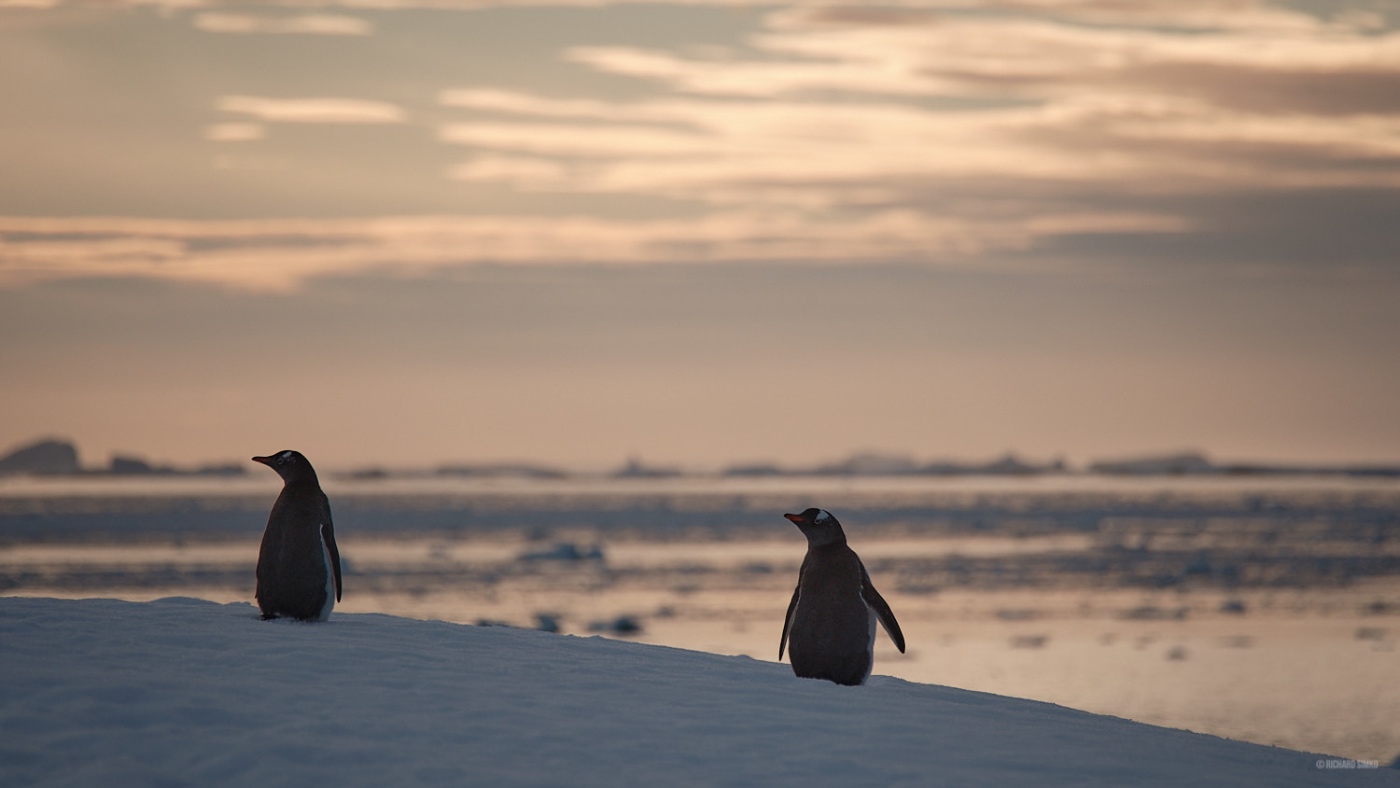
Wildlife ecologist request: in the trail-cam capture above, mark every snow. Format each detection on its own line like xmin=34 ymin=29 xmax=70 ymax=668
xmin=1 ymin=597 xmax=1393 ymax=787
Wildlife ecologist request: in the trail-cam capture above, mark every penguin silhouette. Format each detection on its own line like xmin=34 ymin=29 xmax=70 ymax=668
xmin=253 ymin=450 xmax=342 ymax=621
xmin=780 ymin=508 xmax=905 ymax=685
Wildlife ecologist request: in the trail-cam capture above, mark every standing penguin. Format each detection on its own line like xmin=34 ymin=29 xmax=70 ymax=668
xmin=253 ymin=450 xmax=341 ymax=621
xmin=780 ymin=508 xmax=904 ymax=685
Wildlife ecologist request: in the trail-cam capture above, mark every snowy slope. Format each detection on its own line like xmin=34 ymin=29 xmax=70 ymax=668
xmin=0 ymin=597 xmax=1392 ymax=787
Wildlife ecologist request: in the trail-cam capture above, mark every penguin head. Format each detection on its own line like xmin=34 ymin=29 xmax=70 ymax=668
xmin=784 ymin=508 xmax=847 ymax=547
xmin=252 ymin=450 xmax=318 ymax=485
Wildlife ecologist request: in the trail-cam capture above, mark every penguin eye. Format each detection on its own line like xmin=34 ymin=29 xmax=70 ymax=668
xmin=814 ymin=510 xmax=830 ymax=524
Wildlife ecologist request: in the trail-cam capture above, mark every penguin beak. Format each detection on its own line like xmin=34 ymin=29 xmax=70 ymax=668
xmin=783 ymin=513 xmax=804 ymax=524
xmin=251 ymin=455 xmax=273 ymax=466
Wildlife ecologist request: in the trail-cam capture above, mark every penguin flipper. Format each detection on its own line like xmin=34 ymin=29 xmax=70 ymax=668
xmin=860 ymin=564 xmax=905 ymax=653
xmin=779 ymin=582 xmax=800 ymax=661
xmin=322 ymin=520 xmax=342 ymax=603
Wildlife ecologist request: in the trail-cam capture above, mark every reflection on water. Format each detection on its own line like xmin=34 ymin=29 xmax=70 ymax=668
xmin=2 ymin=474 xmax=1398 ymax=763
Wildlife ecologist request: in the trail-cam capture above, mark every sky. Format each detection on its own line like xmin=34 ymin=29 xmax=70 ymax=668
xmin=1 ymin=0 xmax=1399 ymax=471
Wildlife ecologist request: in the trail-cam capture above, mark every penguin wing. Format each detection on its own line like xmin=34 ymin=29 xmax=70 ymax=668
xmin=860 ymin=563 xmax=905 ymax=653
xmin=322 ymin=523 xmax=342 ymax=602
xmin=321 ymin=494 xmax=342 ymax=602
xmin=779 ymin=578 xmax=801 ymax=661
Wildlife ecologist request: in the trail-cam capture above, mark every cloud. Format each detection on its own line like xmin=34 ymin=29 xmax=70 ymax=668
xmin=26 ymin=0 xmax=1387 ymax=23
xmin=0 ymin=208 xmax=1191 ymax=291
xmin=569 ymin=9 xmax=1400 ymax=102
xmin=15 ymin=0 xmax=1400 ymax=38
xmin=6 ymin=0 xmax=902 ymax=8
xmin=566 ymin=45 xmax=959 ymax=98
xmin=439 ymin=90 xmax=1400 ymax=201
xmin=447 ymin=156 xmax=574 ymax=188
xmin=789 ymin=1 xmax=1340 ymax=33
xmin=425 ymin=0 xmax=1400 ymax=288
xmin=9 ymin=0 xmax=1399 ymax=293
xmin=439 ymin=89 xmax=679 ymax=122
xmin=524 ymin=8 xmax=1400 ymax=217
xmin=440 ymin=120 xmax=711 ymax=159
xmin=204 ymin=122 xmax=265 ymax=142
xmin=193 ymin=13 xmax=372 ymax=36
xmin=1105 ymin=61 xmax=1400 ymax=116
xmin=218 ymin=96 xmax=405 ymax=124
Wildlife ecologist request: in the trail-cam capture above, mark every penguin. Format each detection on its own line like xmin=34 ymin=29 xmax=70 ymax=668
xmin=252 ymin=450 xmax=341 ymax=622
xmin=779 ymin=508 xmax=905 ymax=686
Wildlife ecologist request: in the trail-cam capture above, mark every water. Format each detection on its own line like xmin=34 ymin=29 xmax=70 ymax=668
xmin=2 ymin=473 xmax=1398 ymax=763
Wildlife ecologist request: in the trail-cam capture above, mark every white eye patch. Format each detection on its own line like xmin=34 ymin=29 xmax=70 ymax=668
xmin=279 ymin=451 xmax=294 ymax=461
xmin=815 ymin=510 xmax=831 ymax=524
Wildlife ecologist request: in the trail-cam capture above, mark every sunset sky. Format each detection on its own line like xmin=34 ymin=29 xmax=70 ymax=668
xmin=2 ymin=0 xmax=1398 ymax=471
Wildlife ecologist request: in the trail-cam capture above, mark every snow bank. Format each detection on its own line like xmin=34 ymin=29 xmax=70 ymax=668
xmin=0 ymin=597 xmax=1390 ymax=787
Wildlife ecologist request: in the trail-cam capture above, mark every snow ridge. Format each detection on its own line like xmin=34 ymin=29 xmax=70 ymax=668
xmin=0 ymin=597 xmax=1385 ymax=787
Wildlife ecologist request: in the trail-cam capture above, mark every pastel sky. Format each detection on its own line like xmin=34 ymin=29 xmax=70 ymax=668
xmin=1 ymin=0 xmax=1398 ymax=470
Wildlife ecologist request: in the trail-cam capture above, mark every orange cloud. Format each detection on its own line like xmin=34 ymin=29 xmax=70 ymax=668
xmin=10 ymin=0 xmax=1397 ymax=293
xmin=218 ymin=96 xmax=405 ymax=124
xmin=193 ymin=13 xmax=372 ymax=35
xmin=440 ymin=89 xmax=1400 ymax=200
xmin=423 ymin=3 xmax=1400 ymax=207
xmin=204 ymin=122 xmax=265 ymax=142
xmin=0 ymin=209 xmax=1188 ymax=291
